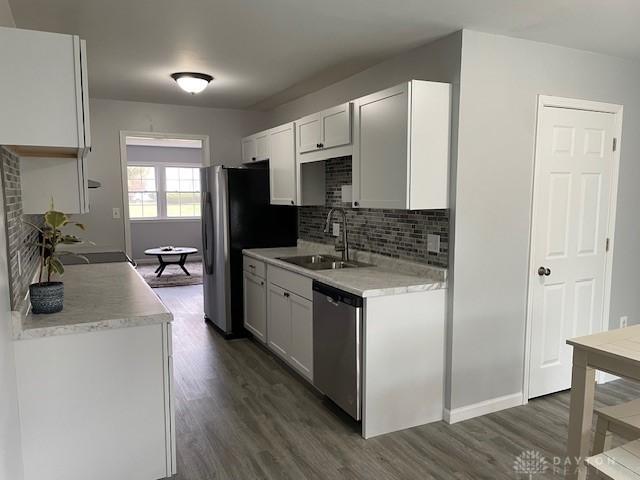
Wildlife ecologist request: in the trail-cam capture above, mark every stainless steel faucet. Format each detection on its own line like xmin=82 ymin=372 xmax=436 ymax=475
xmin=324 ymin=207 xmax=349 ymax=261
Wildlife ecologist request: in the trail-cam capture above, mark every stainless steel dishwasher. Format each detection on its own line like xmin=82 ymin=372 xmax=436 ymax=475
xmin=313 ymin=281 xmax=363 ymax=420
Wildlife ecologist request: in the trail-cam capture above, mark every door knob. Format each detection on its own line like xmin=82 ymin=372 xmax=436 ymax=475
xmin=538 ymin=267 xmax=551 ymax=277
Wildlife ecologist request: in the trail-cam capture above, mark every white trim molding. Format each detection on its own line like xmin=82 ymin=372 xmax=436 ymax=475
xmin=522 ymin=95 xmax=623 ymax=401
xmin=444 ymin=392 xmax=523 ymax=424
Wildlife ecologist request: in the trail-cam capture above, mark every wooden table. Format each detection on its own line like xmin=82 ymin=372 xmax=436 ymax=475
xmin=144 ymin=247 xmax=198 ymax=277
xmin=566 ymin=325 xmax=640 ymax=479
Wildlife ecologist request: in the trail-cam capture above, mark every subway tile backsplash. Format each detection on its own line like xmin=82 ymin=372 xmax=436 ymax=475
xmin=1 ymin=147 xmax=41 ymax=308
xmin=298 ymin=157 xmax=449 ymax=268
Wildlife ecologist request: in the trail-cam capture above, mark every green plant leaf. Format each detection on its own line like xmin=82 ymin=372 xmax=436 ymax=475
xmin=60 ymin=235 xmax=82 ymax=244
xmin=73 ymin=222 xmax=86 ymax=231
xmin=47 ymin=257 xmax=65 ymax=276
xmin=44 ymin=210 xmax=68 ymax=229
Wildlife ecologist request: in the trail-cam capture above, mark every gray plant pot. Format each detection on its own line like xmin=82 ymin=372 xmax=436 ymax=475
xmin=29 ymin=282 xmax=64 ymax=314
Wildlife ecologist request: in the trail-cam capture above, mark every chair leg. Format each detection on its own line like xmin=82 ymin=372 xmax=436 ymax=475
xmin=592 ymin=416 xmax=612 ymax=455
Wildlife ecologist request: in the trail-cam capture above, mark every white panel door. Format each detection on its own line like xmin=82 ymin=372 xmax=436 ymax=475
xmin=288 ymin=294 xmax=313 ymax=381
xmin=267 ymin=283 xmax=291 ymax=360
xmin=529 ymin=106 xmax=616 ymax=398
xmin=269 ymin=123 xmax=296 ymax=206
xmin=243 ymin=271 xmax=267 ymax=343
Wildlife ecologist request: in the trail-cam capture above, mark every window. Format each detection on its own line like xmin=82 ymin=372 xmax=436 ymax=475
xmin=127 ymin=166 xmax=158 ymax=218
xmin=127 ymin=165 xmax=201 ymax=220
xmin=165 ymin=167 xmax=201 ymax=217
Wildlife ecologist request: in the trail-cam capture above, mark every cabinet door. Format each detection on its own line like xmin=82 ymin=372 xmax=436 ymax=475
xmin=241 ymin=136 xmax=257 ymax=163
xmin=20 ymin=157 xmax=83 ymax=214
xmin=321 ymin=103 xmax=351 ymax=149
xmin=353 ymin=84 xmax=409 ymax=209
xmin=267 ymin=283 xmax=291 ymax=360
xmin=255 ymin=130 xmax=270 ymax=161
xmin=289 ymin=294 xmax=313 ymax=381
xmin=243 ymin=271 xmax=267 ymax=343
xmin=296 ymin=113 xmax=322 ymax=154
xmin=269 ymin=123 xmax=296 ymax=206
xmin=0 ymin=28 xmax=82 ymax=148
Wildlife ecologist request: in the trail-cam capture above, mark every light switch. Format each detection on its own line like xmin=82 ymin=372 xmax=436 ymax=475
xmin=112 ymin=207 xmax=121 ymax=219
xmin=427 ymin=234 xmax=440 ymax=253
xmin=332 ymin=222 xmax=340 ymax=237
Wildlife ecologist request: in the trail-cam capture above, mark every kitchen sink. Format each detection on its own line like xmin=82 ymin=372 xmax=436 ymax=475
xmin=277 ymin=254 xmax=374 ymax=271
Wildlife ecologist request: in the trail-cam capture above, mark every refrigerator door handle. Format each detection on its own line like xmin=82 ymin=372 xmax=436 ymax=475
xmin=202 ymin=192 xmax=214 ymax=275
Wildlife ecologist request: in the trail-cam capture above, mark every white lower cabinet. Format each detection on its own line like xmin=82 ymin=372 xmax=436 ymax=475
xmin=266 ymin=283 xmax=313 ymax=381
xmin=14 ymin=323 xmax=175 ymax=480
xmin=243 ymin=271 xmax=267 ymax=343
xmin=288 ymin=294 xmax=313 ymax=379
xmin=267 ymin=283 xmax=292 ymax=359
xmin=245 ymin=259 xmax=313 ymax=383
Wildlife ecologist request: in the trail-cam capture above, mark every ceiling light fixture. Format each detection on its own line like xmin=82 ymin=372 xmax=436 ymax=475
xmin=170 ymin=72 xmax=213 ymax=94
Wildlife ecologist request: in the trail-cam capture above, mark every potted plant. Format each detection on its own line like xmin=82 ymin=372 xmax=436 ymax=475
xmin=24 ymin=209 xmax=87 ymax=314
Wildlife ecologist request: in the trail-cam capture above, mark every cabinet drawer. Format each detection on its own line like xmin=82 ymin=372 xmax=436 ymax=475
xmin=243 ymin=256 xmax=266 ymax=278
xmin=267 ymin=265 xmax=312 ymax=301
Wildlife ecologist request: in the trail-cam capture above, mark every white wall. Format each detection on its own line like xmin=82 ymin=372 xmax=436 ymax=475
xmin=268 ymin=32 xmax=462 ymax=126
xmin=448 ymin=30 xmax=640 ymax=411
xmin=0 ymin=171 xmax=24 ymax=480
xmin=77 ymin=98 xmax=267 ymax=253
xmin=126 ymin=145 xmax=203 ymax=260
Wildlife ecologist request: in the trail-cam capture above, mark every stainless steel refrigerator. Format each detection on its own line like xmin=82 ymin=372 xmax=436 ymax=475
xmin=201 ymin=165 xmax=297 ymax=337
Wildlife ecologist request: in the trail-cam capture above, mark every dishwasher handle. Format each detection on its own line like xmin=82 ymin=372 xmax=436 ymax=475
xmin=312 ymin=281 xmax=363 ymax=308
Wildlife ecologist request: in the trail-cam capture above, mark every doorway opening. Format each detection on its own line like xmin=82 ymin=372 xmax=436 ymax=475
xmin=119 ymin=132 xmax=210 ymax=287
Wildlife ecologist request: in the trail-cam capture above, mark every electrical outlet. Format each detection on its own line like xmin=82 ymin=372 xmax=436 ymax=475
xmin=427 ymin=234 xmax=440 ymax=253
xmin=332 ymin=222 xmax=340 ymax=237
xmin=112 ymin=207 xmax=121 ymax=219
xmin=620 ymin=316 xmax=629 ymax=329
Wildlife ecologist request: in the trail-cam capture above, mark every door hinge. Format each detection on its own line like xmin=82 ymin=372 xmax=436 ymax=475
xmin=613 ymin=138 xmax=617 ymax=152
xmin=606 ymin=238 xmax=611 ymax=252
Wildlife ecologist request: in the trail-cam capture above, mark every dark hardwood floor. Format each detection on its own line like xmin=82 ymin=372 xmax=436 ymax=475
xmin=155 ymin=285 xmax=640 ymax=479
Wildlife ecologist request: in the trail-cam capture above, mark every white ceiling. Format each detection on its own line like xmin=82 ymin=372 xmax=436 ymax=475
xmin=9 ymin=0 xmax=640 ymax=110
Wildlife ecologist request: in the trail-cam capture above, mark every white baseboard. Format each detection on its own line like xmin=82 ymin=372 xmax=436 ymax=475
xmin=444 ymin=392 xmax=523 ymax=424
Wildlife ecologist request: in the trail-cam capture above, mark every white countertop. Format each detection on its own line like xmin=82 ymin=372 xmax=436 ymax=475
xmin=243 ymin=243 xmax=446 ymax=298
xmin=13 ymin=262 xmax=172 ymax=340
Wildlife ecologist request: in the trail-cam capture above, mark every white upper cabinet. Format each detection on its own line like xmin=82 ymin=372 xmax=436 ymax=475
xmin=267 ymin=122 xmax=324 ymax=207
xmin=296 ymin=114 xmax=322 ymax=154
xmin=321 ymin=103 xmax=352 ymax=149
xmin=296 ymin=102 xmax=353 ymax=163
xmin=0 ymin=26 xmax=91 ymax=156
xmin=352 ymin=80 xmax=451 ymax=210
xmin=268 ymin=123 xmax=296 ymax=206
xmin=241 ymin=136 xmax=258 ymax=163
xmin=254 ymin=130 xmax=270 ymax=161
xmin=241 ymin=130 xmax=270 ymax=163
